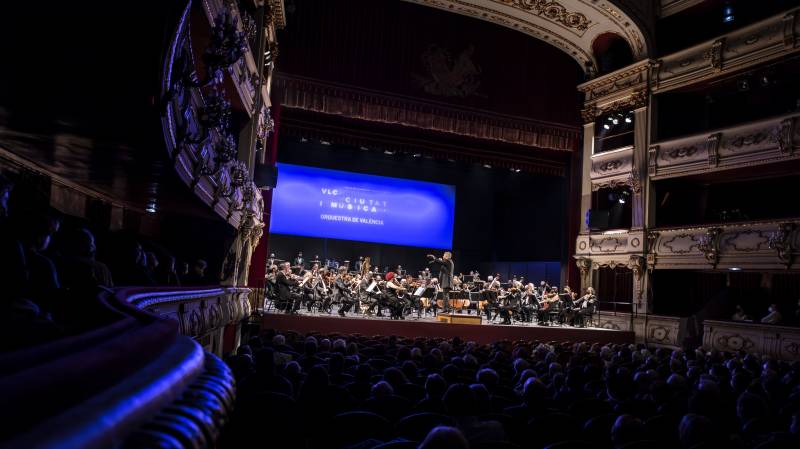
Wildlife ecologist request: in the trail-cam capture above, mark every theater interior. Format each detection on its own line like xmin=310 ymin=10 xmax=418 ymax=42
xmin=2 ymin=1 xmax=800 ymax=448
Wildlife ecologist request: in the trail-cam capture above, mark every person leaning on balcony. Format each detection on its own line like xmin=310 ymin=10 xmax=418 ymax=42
xmin=731 ymin=305 xmax=750 ymax=322
xmin=760 ymin=304 xmax=782 ymax=325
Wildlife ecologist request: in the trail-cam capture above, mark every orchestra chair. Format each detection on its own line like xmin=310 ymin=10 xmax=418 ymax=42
xmin=394 ymin=412 xmax=454 ymax=441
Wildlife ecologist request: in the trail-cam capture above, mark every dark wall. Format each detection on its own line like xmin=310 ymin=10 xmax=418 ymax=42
xmin=268 ymin=137 xmax=567 ymax=276
xmin=277 ymin=0 xmax=583 ymax=125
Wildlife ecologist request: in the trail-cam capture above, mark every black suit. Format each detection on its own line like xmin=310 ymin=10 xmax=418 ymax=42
xmin=276 ymin=271 xmax=298 ymax=312
xmin=428 ymin=257 xmax=454 ymax=310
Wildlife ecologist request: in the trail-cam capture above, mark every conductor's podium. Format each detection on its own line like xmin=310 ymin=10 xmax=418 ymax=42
xmin=436 ymin=312 xmax=482 ymax=325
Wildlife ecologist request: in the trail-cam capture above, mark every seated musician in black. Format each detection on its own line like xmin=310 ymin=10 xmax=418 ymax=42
xmin=519 ymin=283 xmax=538 ymax=323
xmin=300 ymin=271 xmax=315 ymax=312
xmin=483 ymin=276 xmax=500 ymax=322
xmin=559 ymin=286 xmax=577 ymax=325
xmin=537 ymin=287 xmax=559 ymax=325
xmin=573 ymin=287 xmax=597 ymax=327
xmin=334 ymin=267 xmax=354 ymax=317
xmin=385 ymin=272 xmax=406 ymax=319
xmin=276 ymin=262 xmax=299 ymax=313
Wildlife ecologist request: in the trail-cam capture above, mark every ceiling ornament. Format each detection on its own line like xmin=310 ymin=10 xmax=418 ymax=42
xmin=401 ymin=0 xmax=649 ymax=76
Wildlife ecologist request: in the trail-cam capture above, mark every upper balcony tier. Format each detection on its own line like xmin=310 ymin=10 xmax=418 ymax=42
xmin=648 ymin=111 xmax=800 ymax=181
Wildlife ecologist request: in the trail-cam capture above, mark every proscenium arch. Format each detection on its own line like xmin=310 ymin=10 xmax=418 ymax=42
xmin=401 ymin=0 xmax=649 ymax=76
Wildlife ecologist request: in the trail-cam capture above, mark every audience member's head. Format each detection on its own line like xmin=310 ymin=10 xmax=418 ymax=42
xmin=417 ymin=426 xmax=469 ymax=449
xmin=611 ymin=414 xmax=646 ymax=448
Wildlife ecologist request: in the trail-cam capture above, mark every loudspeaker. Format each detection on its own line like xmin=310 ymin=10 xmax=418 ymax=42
xmin=587 ymin=209 xmax=610 ymax=231
xmin=254 ymin=164 xmax=278 ymax=188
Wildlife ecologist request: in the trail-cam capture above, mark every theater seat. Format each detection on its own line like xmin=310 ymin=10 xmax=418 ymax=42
xmin=394 ymin=412 xmax=454 ymax=441
xmin=320 ymin=411 xmax=391 ymax=449
xmin=362 ymin=395 xmax=414 ymax=422
xmin=371 ymin=441 xmax=418 ymax=449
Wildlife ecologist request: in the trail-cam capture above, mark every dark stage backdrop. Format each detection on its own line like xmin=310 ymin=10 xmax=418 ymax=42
xmin=268 ymin=137 xmax=567 ymax=282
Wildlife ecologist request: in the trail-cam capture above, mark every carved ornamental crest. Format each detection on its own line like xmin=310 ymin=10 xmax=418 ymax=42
xmin=414 ymin=44 xmax=482 ymax=98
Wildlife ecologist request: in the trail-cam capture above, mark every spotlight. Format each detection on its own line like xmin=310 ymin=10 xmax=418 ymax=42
xmin=722 ymin=3 xmax=734 ymax=23
xmin=145 ymin=200 xmax=157 ymax=214
xmin=603 ymin=124 xmax=610 ymax=130
xmin=612 ymin=118 xmax=619 ymax=125
xmin=624 ymin=116 xmax=632 ymax=123
xmin=737 ymin=78 xmax=750 ymax=91
xmin=618 ymin=197 xmax=626 ymax=204
xmin=607 ymin=117 xmax=614 ymax=121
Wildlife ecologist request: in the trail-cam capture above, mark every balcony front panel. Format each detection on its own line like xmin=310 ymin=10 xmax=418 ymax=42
xmin=649 ymin=112 xmax=800 ymax=180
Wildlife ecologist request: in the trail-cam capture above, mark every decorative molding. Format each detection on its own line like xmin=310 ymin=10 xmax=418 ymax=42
xmin=274 ymin=73 xmax=580 ymax=151
xmin=650 ymin=220 xmax=800 ymax=270
xmin=652 ymin=7 xmax=800 ymax=93
xmin=575 ymin=230 xmax=646 ymax=257
xmin=704 ymin=320 xmax=800 ymax=361
xmin=658 ymin=0 xmax=705 ymax=18
xmin=400 ymin=0 xmax=650 ymax=76
xmin=649 ymin=112 xmax=800 ymax=180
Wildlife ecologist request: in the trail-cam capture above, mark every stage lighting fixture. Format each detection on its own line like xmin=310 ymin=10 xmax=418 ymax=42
xmin=723 ymin=3 xmax=734 ymax=23
xmin=483 ymin=163 xmax=492 ymax=169
xmin=618 ymin=197 xmax=626 ymax=204
xmin=612 ymin=118 xmax=619 ymax=125
xmin=603 ymin=124 xmax=610 ymax=130
xmin=145 ymin=200 xmax=157 ymax=214
xmin=624 ymin=116 xmax=632 ymax=123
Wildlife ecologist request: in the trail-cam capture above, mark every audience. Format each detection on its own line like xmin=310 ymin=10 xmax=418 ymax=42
xmin=761 ymin=304 xmax=783 ymax=325
xmin=219 ymin=330 xmax=800 ymax=449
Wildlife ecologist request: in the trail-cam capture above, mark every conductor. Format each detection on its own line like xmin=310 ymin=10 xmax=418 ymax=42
xmin=427 ymin=251 xmax=454 ymax=312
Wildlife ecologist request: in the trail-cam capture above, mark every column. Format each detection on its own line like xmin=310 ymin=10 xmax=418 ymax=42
xmin=580 ymin=122 xmax=594 ymax=233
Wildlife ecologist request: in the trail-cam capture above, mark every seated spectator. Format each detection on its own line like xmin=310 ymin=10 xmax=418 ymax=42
xmin=418 ymin=426 xmax=469 ymax=449
xmin=443 ymin=383 xmax=505 ymax=444
xmin=760 ymin=304 xmax=783 ymax=324
xmin=183 ymin=259 xmax=209 ymax=285
xmin=57 ymin=227 xmax=113 ymax=291
xmin=611 ymin=414 xmax=646 ymax=448
xmin=732 ymin=305 xmax=751 ymax=321
xmin=155 ymin=254 xmax=180 ymax=286
xmin=109 ymin=236 xmax=154 ymax=286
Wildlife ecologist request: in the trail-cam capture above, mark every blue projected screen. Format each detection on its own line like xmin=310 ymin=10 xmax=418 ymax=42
xmin=270 ymin=163 xmax=455 ymax=249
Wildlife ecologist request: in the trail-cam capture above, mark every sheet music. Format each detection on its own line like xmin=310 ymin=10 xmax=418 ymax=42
xmin=413 ymin=287 xmax=425 ymax=296
xmin=366 ymin=281 xmax=377 ymax=292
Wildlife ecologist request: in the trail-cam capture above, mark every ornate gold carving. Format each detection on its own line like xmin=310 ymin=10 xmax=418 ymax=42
xmin=776 ymin=117 xmax=795 ymax=154
xmin=576 ymin=258 xmax=592 ymax=282
xmin=627 ymin=255 xmax=645 ymax=281
xmin=648 ymin=145 xmax=658 ymax=176
xmin=707 ymin=132 xmax=721 ymax=167
xmin=665 ymin=145 xmax=698 ymax=159
xmin=628 ymin=170 xmax=642 ymax=194
xmin=591 ymin=237 xmax=625 ymax=253
xmin=783 ymin=10 xmax=797 ymax=48
xmin=726 ymin=131 xmax=772 ymax=149
xmin=768 ymin=222 xmax=797 ymax=268
xmin=662 ymin=233 xmax=701 ymax=254
xmin=703 ymin=38 xmax=725 ymax=71
xmin=697 ymin=228 xmax=722 ymax=267
xmin=597 ymin=160 xmax=624 ymax=172
xmin=498 ymin=0 xmax=590 ymax=31
xmin=581 ymin=104 xmax=599 ymax=123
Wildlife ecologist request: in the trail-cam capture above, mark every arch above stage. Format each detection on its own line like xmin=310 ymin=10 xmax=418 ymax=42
xmin=401 ymin=0 xmax=650 ymax=76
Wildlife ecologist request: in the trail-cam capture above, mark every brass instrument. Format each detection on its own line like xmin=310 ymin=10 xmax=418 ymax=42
xmin=360 ymin=256 xmax=371 ymax=278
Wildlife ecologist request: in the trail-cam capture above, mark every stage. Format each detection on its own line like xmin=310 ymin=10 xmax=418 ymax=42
xmin=259 ymin=310 xmax=634 ymax=345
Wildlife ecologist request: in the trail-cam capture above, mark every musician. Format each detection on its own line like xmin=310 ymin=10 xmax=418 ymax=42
xmin=267 ymin=253 xmax=278 ymax=269
xmin=421 ymin=267 xmax=431 ymax=280
xmin=519 ymin=283 xmax=538 ymax=322
xmin=559 ymin=286 xmax=577 ymax=325
xmin=335 ymin=267 xmax=354 ymax=317
xmin=537 ymin=286 xmax=559 ymax=325
xmin=396 ymin=265 xmax=405 ymax=276
xmin=300 ymin=271 xmax=315 ymax=312
xmin=317 ymin=269 xmax=332 ymax=314
xmin=276 ymin=262 xmax=299 ymax=313
xmin=427 ymin=252 xmax=454 ymax=312
xmin=385 ymin=272 xmax=406 ymax=319
xmin=573 ymin=287 xmax=597 ymax=327
xmin=293 ymin=252 xmax=305 ymax=269
xmin=355 ymin=256 xmax=364 ymax=273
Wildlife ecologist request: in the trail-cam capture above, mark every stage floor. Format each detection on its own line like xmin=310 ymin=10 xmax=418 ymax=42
xmin=259 ymin=308 xmax=634 ymax=345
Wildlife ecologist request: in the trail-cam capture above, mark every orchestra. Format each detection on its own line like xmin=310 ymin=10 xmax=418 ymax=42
xmin=264 ymin=252 xmax=598 ymax=327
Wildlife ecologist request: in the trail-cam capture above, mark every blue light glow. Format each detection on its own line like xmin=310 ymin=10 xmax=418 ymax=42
xmin=270 ymin=163 xmax=456 ymax=249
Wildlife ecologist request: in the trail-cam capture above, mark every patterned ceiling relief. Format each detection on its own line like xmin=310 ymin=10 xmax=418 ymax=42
xmin=401 ymin=0 xmax=649 ymax=75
